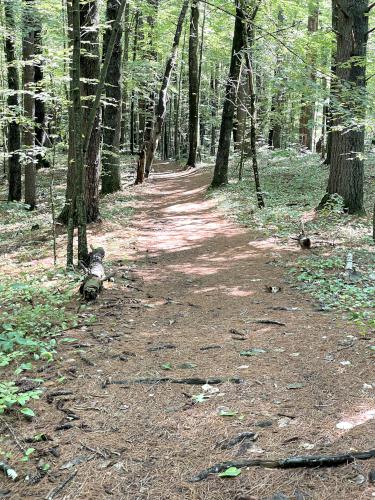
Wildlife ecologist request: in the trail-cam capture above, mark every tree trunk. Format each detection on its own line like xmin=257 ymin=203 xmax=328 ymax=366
xmin=144 ymin=0 xmax=189 ymax=177
xmin=102 ymin=0 xmax=124 ymax=195
xmin=67 ymin=0 xmax=88 ymax=267
xmin=34 ymin=20 xmax=51 ymax=170
xmin=268 ymin=11 xmax=285 ymax=150
xmin=320 ymin=0 xmax=369 ymax=214
xmin=120 ymin=2 xmax=130 ymax=148
xmin=323 ymin=1 xmax=339 ymax=165
xmin=211 ymin=3 xmax=244 ymax=188
xmin=23 ymin=0 xmax=36 ymax=210
xmin=174 ymin=28 xmax=187 ymax=160
xmin=130 ymin=11 xmax=140 ymax=155
xmin=59 ymin=0 xmax=101 ymax=223
xmin=81 ymin=0 xmax=101 ymax=221
xmin=186 ymin=1 xmax=199 ymax=168
xmin=243 ymin=2 xmax=265 ymax=208
xmin=210 ymin=67 xmax=218 ymax=156
xmin=139 ymin=0 xmax=160 ymax=180
xmin=299 ymin=1 xmax=319 ymax=150
xmin=4 ymin=0 xmax=22 ymax=202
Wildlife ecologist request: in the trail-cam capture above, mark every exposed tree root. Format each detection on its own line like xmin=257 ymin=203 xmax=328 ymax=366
xmin=189 ymin=449 xmax=375 ymax=482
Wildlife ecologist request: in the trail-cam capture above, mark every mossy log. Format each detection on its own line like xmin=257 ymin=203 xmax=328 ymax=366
xmin=80 ymin=247 xmax=106 ymax=301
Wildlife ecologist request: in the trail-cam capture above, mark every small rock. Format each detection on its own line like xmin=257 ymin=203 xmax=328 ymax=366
xmin=336 ymin=421 xmax=354 ymax=430
xmin=287 ymin=383 xmax=305 ymax=390
xmin=354 ymin=474 xmax=366 ymax=485
xmin=278 ymin=417 xmax=291 ymax=428
xmin=265 ymin=493 xmax=290 ymax=500
xmin=369 ymin=470 xmax=375 ymax=484
xmin=255 ymin=420 xmax=273 ymax=428
xmin=363 ymin=383 xmax=373 ymax=390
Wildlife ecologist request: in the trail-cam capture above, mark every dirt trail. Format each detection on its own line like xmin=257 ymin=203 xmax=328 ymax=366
xmin=8 ymin=163 xmax=375 ymax=500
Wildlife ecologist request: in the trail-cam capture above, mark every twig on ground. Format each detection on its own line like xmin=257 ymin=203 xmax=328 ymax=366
xmin=2 ymin=420 xmax=26 ymax=453
xmin=254 ymin=320 xmax=286 ymax=326
xmin=45 ymin=471 xmax=77 ymax=499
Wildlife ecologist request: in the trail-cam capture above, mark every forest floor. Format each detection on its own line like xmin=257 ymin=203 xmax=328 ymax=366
xmin=1 ymin=161 xmax=375 ymax=500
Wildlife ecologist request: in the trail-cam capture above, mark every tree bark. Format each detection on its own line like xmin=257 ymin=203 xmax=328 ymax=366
xmin=120 ymin=2 xmax=130 ymax=148
xmin=34 ymin=20 xmax=51 ymax=170
xmin=174 ymin=28 xmax=187 ymax=160
xmin=268 ymin=9 xmax=285 ymax=150
xmin=102 ymin=0 xmax=124 ymax=195
xmin=186 ymin=1 xmax=199 ymax=168
xmin=211 ymin=2 xmax=244 ymax=188
xmin=59 ymin=0 xmax=101 ymax=223
xmin=130 ymin=11 xmax=140 ymax=155
xmin=299 ymin=1 xmax=319 ymax=150
xmin=4 ymin=0 xmax=22 ymax=202
xmin=320 ymin=0 xmax=369 ymax=214
xmin=210 ymin=67 xmax=218 ymax=156
xmin=23 ymin=0 xmax=36 ymax=210
xmin=81 ymin=0 xmax=101 ymax=220
xmin=323 ymin=1 xmax=339 ymax=165
xmin=144 ymin=0 xmax=189 ymax=177
xmin=67 ymin=0 xmax=88 ymax=266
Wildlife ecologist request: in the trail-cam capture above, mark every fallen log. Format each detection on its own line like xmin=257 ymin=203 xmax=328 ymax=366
xmin=189 ymin=449 xmax=375 ymax=482
xmin=80 ymin=247 xmax=106 ymax=301
xmin=103 ymin=376 xmax=243 ymax=388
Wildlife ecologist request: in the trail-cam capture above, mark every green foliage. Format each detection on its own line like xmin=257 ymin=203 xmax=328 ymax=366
xmin=0 ymin=271 xmax=84 ymax=416
xmin=291 ymin=250 xmax=375 ymax=330
xmin=0 ymin=381 xmax=42 ymax=415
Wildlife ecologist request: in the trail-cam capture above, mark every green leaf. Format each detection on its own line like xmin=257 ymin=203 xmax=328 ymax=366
xmin=218 ymin=467 xmax=242 ymax=478
xmin=192 ymin=393 xmax=208 ymax=403
xmin=20 ymin=408 xmax=35 ymax=417
xmin=219 ymin=410 xmax=238 ymax=417
xmin=161 ymin=363 xmax=172 ymax=370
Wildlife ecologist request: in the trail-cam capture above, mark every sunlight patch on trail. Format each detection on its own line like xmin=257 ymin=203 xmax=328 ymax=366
xmin=336 ymin=408 xmax=375 ymax=431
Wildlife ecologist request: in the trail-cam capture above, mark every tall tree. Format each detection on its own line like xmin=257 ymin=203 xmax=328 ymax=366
xmin=211 ymin=2 xmax=244 ymax=188
xmin=268 ymin=9 xmax=285 ymax=150
xmin=59 ymin=0 xmax=101 ymax=223
xmin=34 ymin=15 xmax=51 ymax=169
xmin=186 ymin=0 xmax=199 ymax=168
xmin=81 ymin=0 xmax=101 ymax=220
xmin=102 ymin=0 xmax=124 ymax=195
xmin=144 ymin=0 xmax=189 ymax=177
xmin=320 ymin=0 xmax=370 ymax=213
xmin=299 ymin=0 xmax=319 ymax=150
xmin=4 ymin=0 xmax=22 ymax=202
xmin=67 ymin=0 xmax=88 ymax=266
xmin=23 ymin=0 xmax=36 ymax=209
xmin=323 ymin=0 xmax=339 ymax=165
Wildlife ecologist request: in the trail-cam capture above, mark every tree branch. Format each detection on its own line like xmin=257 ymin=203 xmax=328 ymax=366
xmin=367 ymin=2 xmax=375 ymax=12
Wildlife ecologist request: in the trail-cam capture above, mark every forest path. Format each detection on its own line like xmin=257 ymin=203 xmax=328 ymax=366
xmin=12 ymin=163 xmax=375 ymax=500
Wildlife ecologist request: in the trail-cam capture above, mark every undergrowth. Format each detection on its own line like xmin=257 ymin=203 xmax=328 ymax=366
xmin=213 ymin=148 xmax=375 ymax=331
xmin=0 ymin=271 xmax=81 ymax=415
xmin=0 ymin=153 xmax=135 ymax=417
